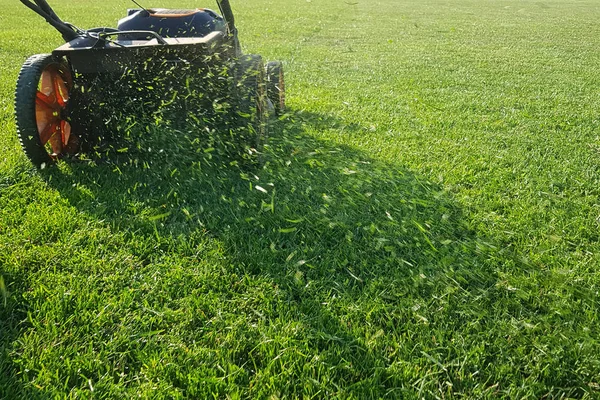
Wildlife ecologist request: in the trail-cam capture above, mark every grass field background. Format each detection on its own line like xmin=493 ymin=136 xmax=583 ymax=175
xmin=1 ymin=0 xmax=600 ymax=398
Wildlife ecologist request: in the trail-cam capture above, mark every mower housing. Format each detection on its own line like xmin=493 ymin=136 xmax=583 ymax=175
xmin=117 ymin=8 xmax=227 ymax=40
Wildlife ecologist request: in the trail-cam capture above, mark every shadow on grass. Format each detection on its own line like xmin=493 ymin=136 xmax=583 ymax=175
xmin=0 ymin=271 xmax=42 ymax=399
xmin=26 ymin=110 xmax=505 ymax=397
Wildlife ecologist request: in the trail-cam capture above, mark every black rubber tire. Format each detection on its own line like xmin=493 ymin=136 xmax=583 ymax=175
xmin=14 ymin=54 xmax=76 ymax=168
xmin=234 ymin=54 xmax=268 ymax=156
xmin=265 ymin=61 xmax=285 ymax=115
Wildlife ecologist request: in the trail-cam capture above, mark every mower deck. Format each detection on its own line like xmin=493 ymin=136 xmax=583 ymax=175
xmin=53 ymin=31 xmax=227 ymax=73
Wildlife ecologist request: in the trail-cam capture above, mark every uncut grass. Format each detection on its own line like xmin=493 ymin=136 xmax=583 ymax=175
xmin=1 ymin=0 xmax=600 ymax=398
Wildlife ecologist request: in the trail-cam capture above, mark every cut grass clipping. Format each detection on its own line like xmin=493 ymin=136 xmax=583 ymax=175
xmin=0 ymin=275 xmax=6 ymax=307
xmin=1 ymin=0 xmax=600 ymax=398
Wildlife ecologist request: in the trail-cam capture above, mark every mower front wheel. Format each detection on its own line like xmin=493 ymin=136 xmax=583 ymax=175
xmin=14 ymin=54 xmax=80 ymax=167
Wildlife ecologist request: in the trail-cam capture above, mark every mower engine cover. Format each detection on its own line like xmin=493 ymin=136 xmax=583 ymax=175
xmin=117 ymin=8 xmax=226 ymax=40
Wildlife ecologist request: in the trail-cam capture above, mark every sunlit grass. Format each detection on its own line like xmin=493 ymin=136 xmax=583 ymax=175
xmin=1 ymin=0 xmax=600 ymax=398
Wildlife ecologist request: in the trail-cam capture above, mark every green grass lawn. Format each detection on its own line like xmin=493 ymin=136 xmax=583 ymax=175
xmin=2 ymin=0 xmax=600 ymax=398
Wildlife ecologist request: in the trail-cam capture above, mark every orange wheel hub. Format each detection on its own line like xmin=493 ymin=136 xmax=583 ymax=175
xmin=35 ymin=64 xmax=78 ymax=157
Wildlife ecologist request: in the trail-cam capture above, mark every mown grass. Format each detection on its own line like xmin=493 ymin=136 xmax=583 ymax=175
xmin=1 ymin=0 xmax=600 ymax=398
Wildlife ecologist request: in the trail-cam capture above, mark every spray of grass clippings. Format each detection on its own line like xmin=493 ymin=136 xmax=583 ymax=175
xmin=0 ymin=275 xmax=6 ymax=307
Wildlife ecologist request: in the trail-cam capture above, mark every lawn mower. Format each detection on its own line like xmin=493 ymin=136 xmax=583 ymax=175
xmin=14 ymin=0 xmax=286 ymax=167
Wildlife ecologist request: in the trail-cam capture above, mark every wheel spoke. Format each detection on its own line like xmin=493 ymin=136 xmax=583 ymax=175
xmin=58 ymin=65 xmax=73 ymax=89
xmin=53 ymin=72 xmax=69 ymax=107
xmin=36 ymin=91 xmax=57 ymax=109
xmin=47 ymin=122 xmax=63 ymax=155
xmin=35 ymin=115 xmax=51 ymax=138
xmin=35 ymin=96 xmax=58 ymax=135
xmin=60 ymin=120 xmax=71 ymax=146
xmin=40 ymin=70 xmax=57 ymax=102
xmin=38 ymin=122 xmax=55 ymax=145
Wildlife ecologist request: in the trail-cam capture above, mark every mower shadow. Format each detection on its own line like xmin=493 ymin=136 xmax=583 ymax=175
xmin=42 ymin=110 xmax=499 ymax=396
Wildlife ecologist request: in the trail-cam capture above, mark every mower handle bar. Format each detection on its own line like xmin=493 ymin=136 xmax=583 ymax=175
xmin=216 ymin=0 xmax=236 ymax=35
